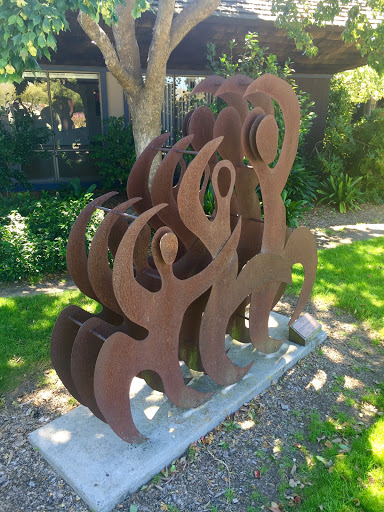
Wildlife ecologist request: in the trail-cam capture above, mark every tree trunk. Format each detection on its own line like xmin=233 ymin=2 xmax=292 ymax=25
xmin=127 ymin=84 xmax=165 ymax=183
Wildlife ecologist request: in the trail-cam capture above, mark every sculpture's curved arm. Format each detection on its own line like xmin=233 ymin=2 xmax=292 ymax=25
xmin=127 ymin=132 xmax=169 ymax=229
xmin=244 ymin=73 xmax=300 ymax=194
xmin=67 ymin=191 xmax=118 ymax=301
xmin=112 ymin=204 xmax=167 ymax=327
xmin=214 ymin=74 xmax=252 ymax=123
xmin=182 ymin=217 xmax=242 ymax=301
xmin=178 ymin=137 xmax=235 ymax=256
xmin=151 ymin=134 xmax=197 ymax=249
xmin=191 ymin=75 xmax=225 ymax=96
xmin=88 ymin=198 xmax=141 ymax=314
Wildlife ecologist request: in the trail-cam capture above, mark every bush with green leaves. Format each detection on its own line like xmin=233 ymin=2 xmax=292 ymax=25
xmin=316 ymin=71 xmax=384 ymax=207
xmin=90 ymin=116 xmax=136 ymax=188
xmin=0 ymin=191 xmax=103 ymax=282
xmin=317 ymin=172 xmax=364 ymax=213
xmin=0 ymin=106 xmax=50 ymax=192
xmin=347 ymin=108 xmax=384 ymax=202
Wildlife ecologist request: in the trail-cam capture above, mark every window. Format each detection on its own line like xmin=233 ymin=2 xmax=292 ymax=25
xmin=0 ymin=71 xmax=103 ymax=182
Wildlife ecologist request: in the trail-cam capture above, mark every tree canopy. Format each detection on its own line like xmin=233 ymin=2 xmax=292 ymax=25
xmin=272 ymin=0 xmax=384 ymax=74
xmin=0 ymin=0 xmax=153 ymax=83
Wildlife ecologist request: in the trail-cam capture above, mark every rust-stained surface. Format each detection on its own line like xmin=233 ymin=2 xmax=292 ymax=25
xmin=51 ymin=74 xmax=318 ymax=443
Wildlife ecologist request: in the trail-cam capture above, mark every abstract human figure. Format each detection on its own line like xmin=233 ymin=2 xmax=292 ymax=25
xmin=94 ymin=203 xmax=241 ymax=442
xmin=242 ymin=74 xmax=317 ymax=352
xmin=177 ymin=138 xmax=291 ymax=385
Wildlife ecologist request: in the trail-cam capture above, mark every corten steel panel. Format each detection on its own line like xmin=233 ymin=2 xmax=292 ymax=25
xmin=51 ymin=73 xmax=318 ymax=443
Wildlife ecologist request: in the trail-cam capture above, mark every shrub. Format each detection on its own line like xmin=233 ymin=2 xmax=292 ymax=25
xmin=347 ymin=108 xmax=384 ymax=202
xmin=317 ymin=172 xmax=364 ymax=213
xmin=316 ymin=71 xmax=384 ymax=207
xmin=90 ymin=116 xmax=136 ymax=188
xmin=0 ymin=106 xmax=50 ymax=192
xmin=0 ymin=191 xmax=103 ymax=282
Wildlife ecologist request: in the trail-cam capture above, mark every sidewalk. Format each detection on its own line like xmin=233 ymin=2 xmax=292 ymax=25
xmin=1 ymin=222 xmax=383 ymax=298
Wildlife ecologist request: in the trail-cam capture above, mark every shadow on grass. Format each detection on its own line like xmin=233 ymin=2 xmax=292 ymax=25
xmin=287 ymin=237 xmax=384 ymax=337
xmin=0 ymin=290 xmax=100 ymax=394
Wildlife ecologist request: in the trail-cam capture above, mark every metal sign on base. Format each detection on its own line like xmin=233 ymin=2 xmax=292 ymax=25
xmin=289 ymin=313 xmax=322 ymax=346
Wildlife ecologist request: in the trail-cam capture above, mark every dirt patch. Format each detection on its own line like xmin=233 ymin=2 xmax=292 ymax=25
xmin=300 ymin=203 xmax=384 ymax=230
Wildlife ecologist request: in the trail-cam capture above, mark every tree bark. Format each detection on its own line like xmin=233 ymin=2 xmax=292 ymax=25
xmin=78 ymin=0 xmax=221 ymax=181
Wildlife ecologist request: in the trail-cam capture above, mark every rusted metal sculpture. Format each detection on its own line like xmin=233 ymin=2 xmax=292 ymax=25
xmin=51 ymin=73 xmax=318 ymax=443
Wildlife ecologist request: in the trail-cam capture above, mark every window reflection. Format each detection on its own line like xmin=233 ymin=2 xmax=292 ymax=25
xmin=49 ymin=73 xmax=102 ymax=148
xmin=0 ymin=71 xmax=103 ymax=181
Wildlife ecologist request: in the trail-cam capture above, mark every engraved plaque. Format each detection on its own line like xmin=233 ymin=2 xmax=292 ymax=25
xmin=288 ymin=313 xmax=321 ymax=346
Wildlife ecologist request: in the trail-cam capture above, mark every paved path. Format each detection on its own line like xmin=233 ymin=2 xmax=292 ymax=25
xmin=1 ymin=223 xmax=383 ymax=298
xmin=313 ymin=222 xmax=384 ymax=249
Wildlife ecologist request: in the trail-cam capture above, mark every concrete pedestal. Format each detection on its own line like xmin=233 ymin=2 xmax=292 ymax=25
xmin=29 ymin=312 xmax=326 ymax=512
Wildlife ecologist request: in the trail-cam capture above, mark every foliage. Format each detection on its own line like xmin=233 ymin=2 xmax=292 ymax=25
xmin=0 ymin=106 xmax=50 ymax=192
xmin=320 ymin=74 xmax=355 ymax=161
xmin=207 ymin=34 xmax=294 ymax=81
xmin=339 ymin=66 xmax=384 ymax=104
xmin=206 ymin=32 xmax=318 ymax=215
xmin=59 ymin=177 xmax=97 ymax=198
xmin=317 ymin=172 xmax=364 ymax=213
xmin=203 ymin=182 xmax=215 ymax=217
xmin=90 ymin=116 xmax=136 ymax=188
xmin=281 ymin=190 xmax=310 ymax=228
xmin=317 ymin=73 xmax=384 ymax=206
xmin=0 ymin=1 xmax=152 ymax=84
xmin=272 ymin=0 xmax=384 ymax=74
xmin=0 ymin=191 xmax=103 ymax=282
xmin=347 ymin=108 xmax=384 ymax=202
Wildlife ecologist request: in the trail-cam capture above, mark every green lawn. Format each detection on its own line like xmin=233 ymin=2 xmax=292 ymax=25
xmin=0 ymin=290 xmax=100 ymax=393
xmin=288 ymin=237 xmax=384 ymax=340
xmin=287 ymin=236 xmax=384 ymax=512
xmin=294 ymin=385 xmax=384 ymax=512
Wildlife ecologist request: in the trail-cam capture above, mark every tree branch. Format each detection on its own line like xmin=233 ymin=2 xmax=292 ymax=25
xmin=169 ymin=0 xmax=220 ymax=52
xmin=112 ymin=1 xmax=143 ymax=87
xmin=78 ymin=11 xmax=141 ymax=94
xmin=145 ymin=0 xmax=175 ymax=90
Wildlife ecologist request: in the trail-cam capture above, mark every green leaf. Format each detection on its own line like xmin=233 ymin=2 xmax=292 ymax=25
xmin=19 ymin=48 xmax=28 ymax=61
xmin=8 ymin=15 xmax=17 ymax=25
xmin=41 ymin=46 xmax=51 ymax=60
xmin=28 ymin=44 xmax=37 ymax=57
xmin=46 ymin=33 xmax=56 ymax=49
xmin=37 ymin=34 xmax=46 ymax=47
xmin=52 ymin=18 xmax=63 ymax=32
xmin=16 ymin=16 xmax=24 ymax=28
xmin=42 ymin=17 xmax=50 ymax=33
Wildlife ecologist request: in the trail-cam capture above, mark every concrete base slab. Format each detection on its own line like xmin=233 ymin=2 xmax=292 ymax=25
xmin=29 ymin=312 xmax=326 ymax=512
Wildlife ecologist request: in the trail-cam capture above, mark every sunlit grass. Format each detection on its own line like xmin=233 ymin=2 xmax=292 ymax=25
xmin=286 ymin=237 xmax=384 ymax=339
xmin=300 ymin=410 xmax=384 ymax=511
xmin=0 ymin=290 xmax=100 ymax=393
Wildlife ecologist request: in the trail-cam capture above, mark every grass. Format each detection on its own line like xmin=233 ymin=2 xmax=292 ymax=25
xmin=299 ymin=398 xmax=384 ymax=511
xmin=287 ymin=237 xmax=384 ymax=339
xmin=0 ymin=290 xmax=100 ymax=393
xmin=283 ymin=236 xmax=384 ymax=511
